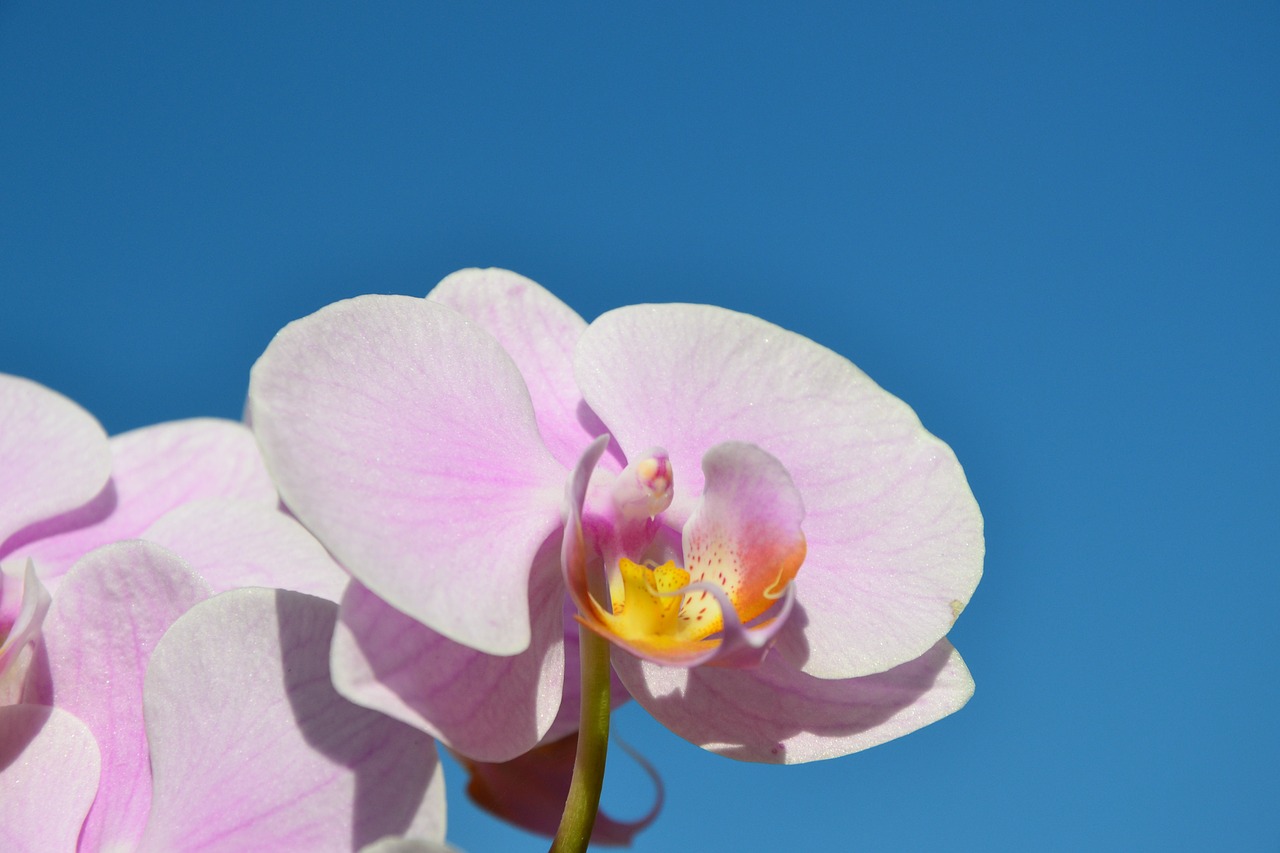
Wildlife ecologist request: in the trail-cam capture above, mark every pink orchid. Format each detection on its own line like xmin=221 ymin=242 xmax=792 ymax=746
xmin=0 ymin=539 xmax=446 ymax=851
xmin=248 ymin=268 xmax=983 ymax=765
xmin=2 ymin=373 xmax=444 ymax=849
xmin=0 ymin=373 xmax=351 ymax=697
xmin=1 ymin=375 xmax=279 ymax=593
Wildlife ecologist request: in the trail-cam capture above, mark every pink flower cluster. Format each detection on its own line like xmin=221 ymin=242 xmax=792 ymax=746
xmin=2 ymin=267 xmax=982 ymax=849
xmin=0 ymin=374 xmax=447 ymax=852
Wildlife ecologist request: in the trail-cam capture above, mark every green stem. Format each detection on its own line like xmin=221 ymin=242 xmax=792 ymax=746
xmin=549 ymin=624 xmax=612 ymax=853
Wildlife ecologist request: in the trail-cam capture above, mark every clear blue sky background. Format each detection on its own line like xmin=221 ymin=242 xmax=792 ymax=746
xmin=3 ymin=3 xmax=1276 ymax=850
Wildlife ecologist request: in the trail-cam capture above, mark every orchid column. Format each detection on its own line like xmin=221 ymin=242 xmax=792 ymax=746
xmin=249 ymin=268 xmax=984 ymax=848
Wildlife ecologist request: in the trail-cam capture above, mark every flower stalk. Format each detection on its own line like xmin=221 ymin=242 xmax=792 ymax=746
xmin=549 ymin=624 xmax=612 ymax=853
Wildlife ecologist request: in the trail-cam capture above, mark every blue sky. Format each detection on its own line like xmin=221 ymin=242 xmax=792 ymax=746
xmin=3 ymin=3 xmax=1277 ymax=850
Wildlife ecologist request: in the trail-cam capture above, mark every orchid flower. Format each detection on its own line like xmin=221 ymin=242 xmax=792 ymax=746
xmin=0 ymin=539 xmax=447 ymax=852
xmin=0 ymin=374 xmax=351 ymax=700
xmin=3 ymin=373 xmax=439 ymax=847
xmin=250 ymin=268 xmax=982 ymax=756
xmin=0 ymin=375 xmax=279 ymax=593
xmin=248 ymin=269 xmax=983 ymax=841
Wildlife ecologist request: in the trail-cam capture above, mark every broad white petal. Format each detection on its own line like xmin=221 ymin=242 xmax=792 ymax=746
xmin=615 ymin=638 xmax=973 ymax=764
xmin=577 ymin=305 xmax=983 ymax=678
xmin=250 ymin=294 xmax=566 ymax=655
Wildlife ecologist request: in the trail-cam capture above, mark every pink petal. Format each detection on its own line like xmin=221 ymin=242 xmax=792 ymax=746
xmin=142 ymin=498 xmax=350 ymax=601
xmin=140 ymin=589 xmax=446 ymax=852
xmin=27 ymin=540 xmax=211 ymax=851
xmin=0 ymin=374 xmax=110 ymax=550
xmin=0 ymin=704 xmax=101 ymax=851
xmin=330 ymin=542 xmax=566 ymax=763
xmin=249 ymin=294 xmax=566 ymax=655
xmin=613 ymin=638 xmax=973 ymax=764
xmin=428 ymin=268 xmax=620 ymax=471
xmin=576 ymin=305 xmax=984 ymax=678
xmin=10 ymin=419 xmax=278 ymax=590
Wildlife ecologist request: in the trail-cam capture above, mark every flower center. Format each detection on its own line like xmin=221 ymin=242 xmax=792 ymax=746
xmin=609 ymin=558 xmax=694 ymax=639
xmin=564 ymin=437 xmax=806 ymax=666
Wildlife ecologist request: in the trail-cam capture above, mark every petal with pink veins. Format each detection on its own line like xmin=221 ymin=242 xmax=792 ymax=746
xmin=8 ymin=419 xmax=277 ymax=590
xmin=25 ymin=540 xmax=211 ymax=851
xmin=576 ymin=304 xmax=983 ymax=679
xmin=249 ymin=294 xmax=567 ymax=655
xmin=428 ymin=268 xmax=620 ymax=472
xmin=0 ymin=374 xmax=110 ymax=553
xmin=140 ymin=588 xmax=445 ymax=852
xmin=0 ymin=704 xmax=101 ymax=851
xmin=330 ymin=538 xmax=566 ymax=763
xmin=613 ymin=637 xmax=973 ymax=764
xmin=143 ymin=498 xmax=350 ymax=601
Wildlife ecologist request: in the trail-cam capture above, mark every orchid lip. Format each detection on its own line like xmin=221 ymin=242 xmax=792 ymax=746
xmin=564 ymin=436 xmax=806 ymax=668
